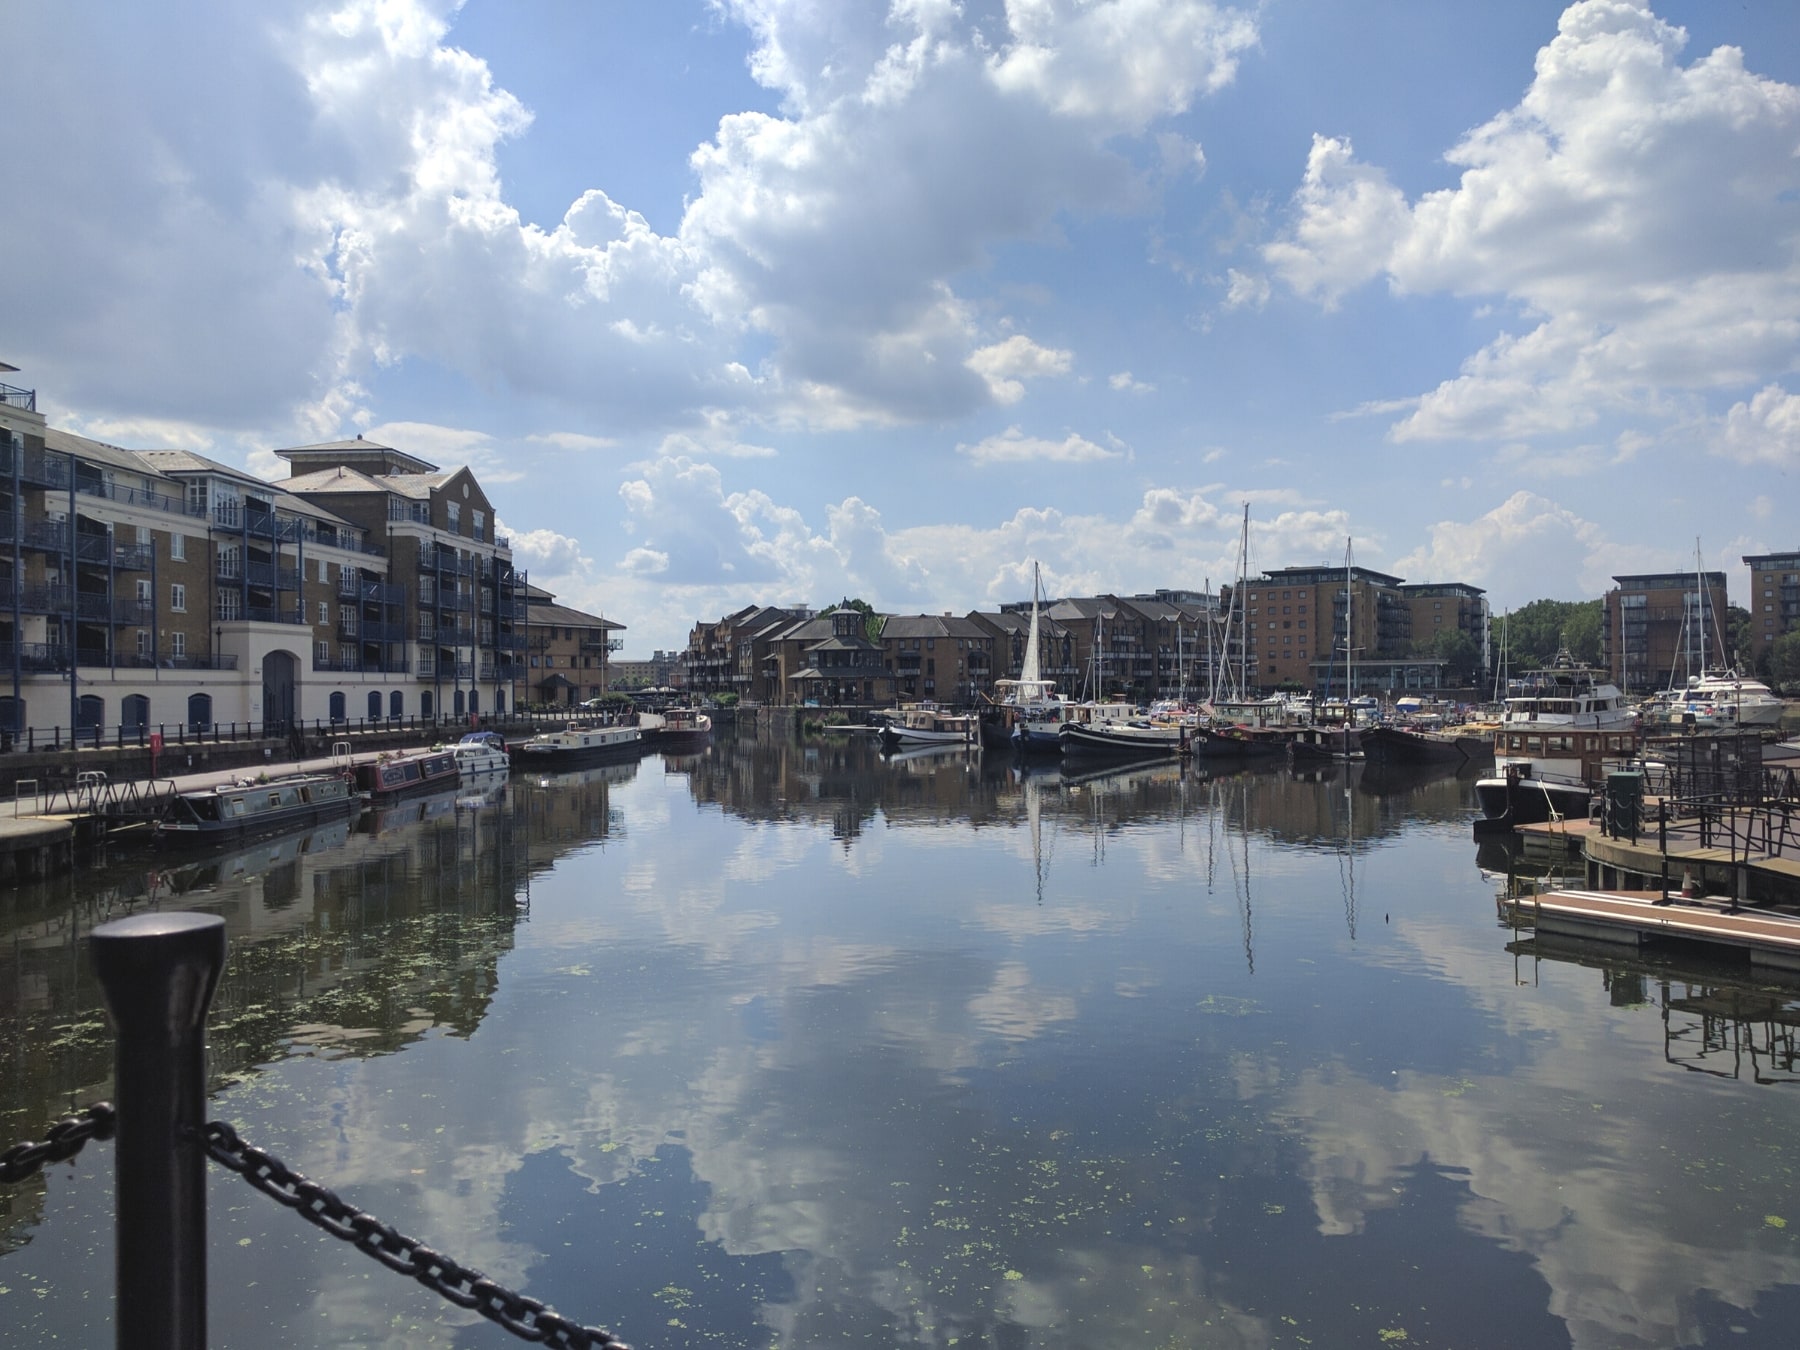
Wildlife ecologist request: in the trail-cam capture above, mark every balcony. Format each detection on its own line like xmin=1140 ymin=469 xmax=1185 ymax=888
xmin=73 ymin=592 xmax=153 ymax=624
xmin=73 ymin=475 xmax=199 ymax=517
xmin=74 ymin=536 xmax=154 ymax=570
xmin=243 ymin=604 xmax=307 ymax=625
xmin=389 ymin=500 xmax=432 ymax=525
xmin=160 ymin=653 xmax=239 ymax=671
xmin=416 ymin=655 xmax=437 ymax=677
xmin=0 ymin=516 xmax=70 ymax=551
xmin=0 ymin=380 xmax=36 ymax=412
xmin=0 ymin=641 xmax=72 ymax=671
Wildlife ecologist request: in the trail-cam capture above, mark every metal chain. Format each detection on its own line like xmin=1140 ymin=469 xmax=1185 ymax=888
xmin=202 ymin=1120 xmax=630 ymax=1350
xmin=0 ymin=1102 xmax=117 ymax=1184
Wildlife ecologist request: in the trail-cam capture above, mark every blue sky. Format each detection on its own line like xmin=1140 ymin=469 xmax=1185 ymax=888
xmin=4 ymin=0 xmax=1797 ymax=653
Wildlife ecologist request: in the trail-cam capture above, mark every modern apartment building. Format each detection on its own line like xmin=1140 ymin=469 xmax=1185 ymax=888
xmin=1742 ymin=552 xmax=1800 ymax=665
xmin=1601 ymin=571 xmax=1729 ymax=693
xmin=1 ymin=369 xmax=578 ymax=737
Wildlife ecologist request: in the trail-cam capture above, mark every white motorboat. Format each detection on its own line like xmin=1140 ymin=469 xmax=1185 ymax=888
xmin=453 ymin=730 xmax=512 ymax=775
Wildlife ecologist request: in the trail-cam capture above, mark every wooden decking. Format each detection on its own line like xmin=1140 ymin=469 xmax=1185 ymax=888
xmin=1503 ymin=887 xmax=1800 ymax=971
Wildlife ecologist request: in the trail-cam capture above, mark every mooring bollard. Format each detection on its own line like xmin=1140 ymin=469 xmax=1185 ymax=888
xmin=90 ymin=913 xmax=228 ymax=1350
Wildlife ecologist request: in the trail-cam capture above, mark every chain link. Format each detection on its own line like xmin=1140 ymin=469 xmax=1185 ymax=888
xmin=1 ymin=1103 xmax=117 ymax=1184
xmin=202 ymin=1120 xmax=630 ymax=1349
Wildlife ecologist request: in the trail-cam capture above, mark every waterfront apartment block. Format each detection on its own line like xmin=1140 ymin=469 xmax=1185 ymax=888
xmin=1 ymin=367 xmax=609 ymax=737
xmin=515 ymin=584 xmax=624 ymax=705
xmin=1742 ymin=552 xmax=1800 ymax=664
xmin=1602 ymin=571 xmax=1729 ymax=694
xmin=879 ymin=614 xmax=994 ymax=704
xmin=761 ymin=609 xmax=897 ymax=705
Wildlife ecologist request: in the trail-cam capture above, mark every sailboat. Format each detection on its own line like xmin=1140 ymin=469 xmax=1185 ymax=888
xmin=1641 ymin=541 xmax=1783 ymax=730
xmin=993 ymin=562 xmax=1071 ymax=754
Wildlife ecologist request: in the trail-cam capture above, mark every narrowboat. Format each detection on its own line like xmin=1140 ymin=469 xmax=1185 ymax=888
xmin=153 ymin=770 xmax=362 ymax=848
xmin=354 ymin=747 xmax=461 ymax=801
xmin=515 ymin=721 xmax=644 ymax=765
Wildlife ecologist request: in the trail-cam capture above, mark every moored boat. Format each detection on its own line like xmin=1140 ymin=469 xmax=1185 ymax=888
xmin=452 ymin=730 xmax=511 ymax=775
xmin=515 ymin=721 xmax=644 ymax=765
xmin=355 ymin=747 xmax=461 ymax=800
xmin=1287 ymin=724 xmax=1363 ymax=762
xmin=153 ymin=770 xmax=362 ymax=849
xmin=1360 ymin=724 xmax=1463 ymax=765
xmin=652 ymin=707 xmax=713 ymax=752
xmin=878 ymin=704 xmax=979 ymax=749
xmin=1059 ymin=718 xmax=1185 ymax=759
xmin=1474 ymin=655 xmax=1639 ymax=828
xmin=1189 ymin=724 xmax=1288 ymax=759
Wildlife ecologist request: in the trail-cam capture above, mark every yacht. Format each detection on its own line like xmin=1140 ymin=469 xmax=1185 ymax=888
xmin=1643 ymin=670 xmax=1784 ymax=731
xmin=1474 ymin=656 xmax=1639 ymax=827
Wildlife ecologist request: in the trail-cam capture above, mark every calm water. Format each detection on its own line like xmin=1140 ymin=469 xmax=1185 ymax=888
xmin=4 ymin=728 xmax=1800 ymax=1349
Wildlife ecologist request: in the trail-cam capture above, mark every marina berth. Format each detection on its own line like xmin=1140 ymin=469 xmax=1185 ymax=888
xmin=153 ymin=770 xmax=363 ymax=849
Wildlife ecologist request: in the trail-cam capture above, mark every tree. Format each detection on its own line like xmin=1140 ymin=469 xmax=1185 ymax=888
xmin=1424 ymin=629 xmax=1481 ymax=684
xmin=1500 ymin=598 xmax=1603 ymax=668
xmin=1769 ymin=631 xmax=1800 ymax=694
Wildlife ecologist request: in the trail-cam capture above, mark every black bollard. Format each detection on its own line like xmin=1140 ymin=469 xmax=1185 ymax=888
xmin=90 ymin=913 xmax=228 ymax=1350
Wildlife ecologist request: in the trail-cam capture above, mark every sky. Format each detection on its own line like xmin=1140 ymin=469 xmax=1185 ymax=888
xmin=3 ymin=0 xmax=1797 ymax=654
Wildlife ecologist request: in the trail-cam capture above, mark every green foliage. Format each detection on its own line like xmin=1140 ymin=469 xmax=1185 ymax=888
xmin=1769 ymin=631 xmax=1800 ymax=693
xmin=714 ymin=692 xmax=740 ymax=708
xmin=1420 ymin=628 xmax=1481 ymax=683
xmin=1499 ymin=598 xmax=1603 ymax=667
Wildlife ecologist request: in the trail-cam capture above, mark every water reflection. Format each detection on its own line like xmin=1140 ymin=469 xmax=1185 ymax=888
xmin=3 ymin=727 xmax=1799 ymax=1349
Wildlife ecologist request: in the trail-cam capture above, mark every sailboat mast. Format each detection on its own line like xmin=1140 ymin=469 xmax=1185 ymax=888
xmin=1238 ymin=503 xmax=1249 ymax=700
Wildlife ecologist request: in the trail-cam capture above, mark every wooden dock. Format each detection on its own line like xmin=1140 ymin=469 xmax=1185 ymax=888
xmin=1502 ymin=887 xmax=1800 ymax=971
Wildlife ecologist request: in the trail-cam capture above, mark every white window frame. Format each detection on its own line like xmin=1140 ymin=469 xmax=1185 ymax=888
xmin=170 ymin=583 xmax=187 ymax=613
xmin=169 ymin=532 xmax=185 ymax=561
xmin=318 ymin=601 xmax=329 ymax=625
xmin=170 ymin=631 xmax=186 ymax=659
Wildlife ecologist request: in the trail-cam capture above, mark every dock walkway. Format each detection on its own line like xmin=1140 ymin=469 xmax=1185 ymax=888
xmin=1503 ymin=887 xmax=1800 ymax=972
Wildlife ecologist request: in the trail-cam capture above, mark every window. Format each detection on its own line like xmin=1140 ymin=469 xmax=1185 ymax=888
xmin=136 ymin=579 xmax=152 ymax=604
xmin=137 ymin=630 xmax=152 ymax=659
xmin=319 ymin=602 xmax=329 ymax=625
xmin=329 ymin=692 xmax=346 ymax=722
xmin=317 ymin=642 xmax=330 ymax=665
xmin=170 ymin=583 xmax=186 ymax=612
xmin=368 ymin=691 xmax=382 ymax=720
xmin=447 ymin=501 xmax=461 ymax=531
xmin=123 ymin=695 xmax=149 ymax=733
xmin=170 ymin=632 xmax=185 ymax=660
xmin=187 ymin=693 xmax=212 ymax=731
xmin=169 ymin=533 xmax=185 ymax=561
xmin=473 ymin=510 xmax=485 ymax=540
xmin=319 ymin=559 xmax=329 ymax=582
xmin=137 ymin=526 xmax=151 ymax=547
xmin=390 ymin=690 xmax=403 ymax=718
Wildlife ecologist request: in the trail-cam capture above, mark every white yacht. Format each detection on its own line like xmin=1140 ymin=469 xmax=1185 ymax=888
xmin=1645 ymin=670 xmax=1784 ymax=731
xmin=1475 ymin=657 xmax=1640 ymax=826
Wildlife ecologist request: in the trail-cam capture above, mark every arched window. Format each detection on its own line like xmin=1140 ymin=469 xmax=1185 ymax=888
xmin=187 ymin=693 xmax=212 ymax=731
xmin=453 ymin=688 xmax=465 ymax=716
xmin=77 ymin=695 xmax=105 ymax=743
xmin=0 ymin=697 xmax=23 ymax=734
xmin=468 ymin=688 xmax=480 ymax=715
xmin=367 ymin=690 xmax=382 ymax=721
xmin=420 ymin=691 xmax=433 ymax=719
xmin=122 ymin=694 xmax=150 ymax=734
xmin=328 ymin=691 xmax=346 ymax=723
xmin=389 ymin=690 xmax=403 ymax=718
